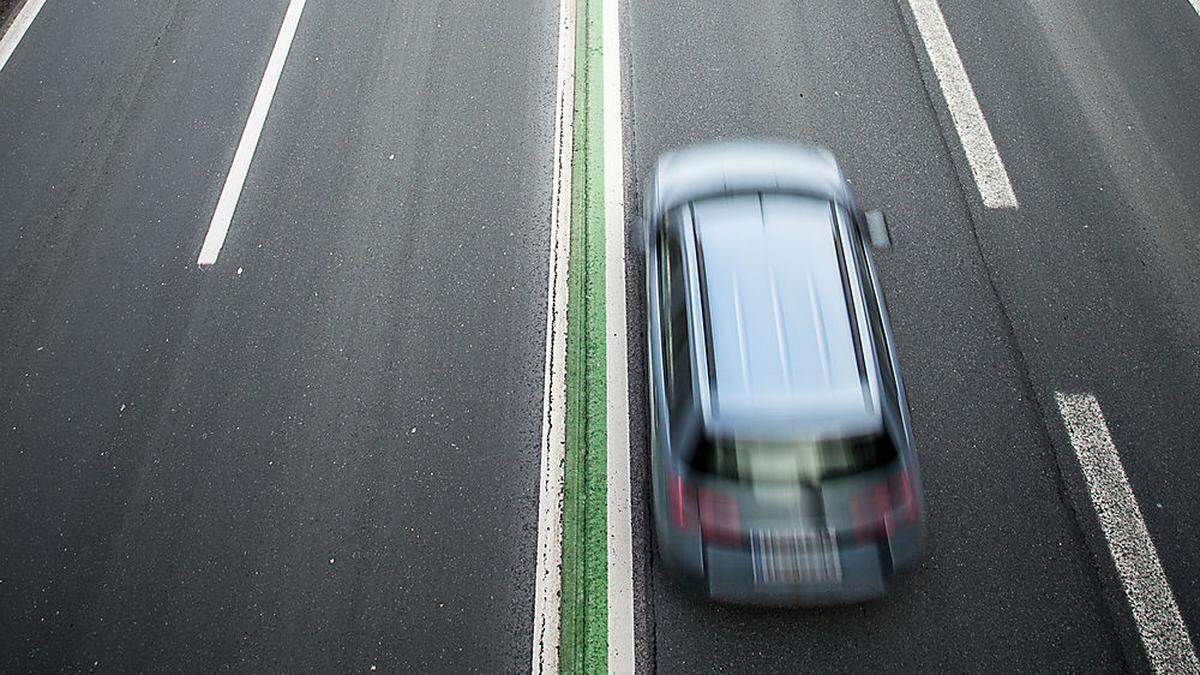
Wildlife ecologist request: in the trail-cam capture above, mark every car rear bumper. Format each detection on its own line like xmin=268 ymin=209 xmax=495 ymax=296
xmin=704 ymin=527 xmax=921 ymax=606
xmin=704 ymin=540 xmax=888 ymax=606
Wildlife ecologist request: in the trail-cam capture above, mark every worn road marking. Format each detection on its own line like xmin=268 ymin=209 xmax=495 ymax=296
xmin=1055 ymin=392 xmax=1199 ymax=673
xmin=197 ymin=0 xmax=307 ymax=266
xmin=603 ymin=0 xmax=634 ymax=670
xmin=906 ymin=0 xmax=1018 ymax=209
xmin=530 ymin=0 xmax=577 ymax=671
xmin=0 ymin=0 xmax=49 ymax=73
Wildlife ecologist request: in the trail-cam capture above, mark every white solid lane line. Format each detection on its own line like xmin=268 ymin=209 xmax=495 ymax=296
xmin=197 ymin=0 xmax=308 ymax=267
xmin=0 ymin=0 xmax=49 ymax=74
xmin=1055 ymin=393 xmax=1199 ymax=673
xmin=906 ymin=0 xmax=1019 ymax=209
xmin=530 ymin=0 xmax=577 ymax=671
xmin=1190 ymin=0 xmax=1200 ymax=17
xmin=603 ymin=0 xmax=635 ymax=671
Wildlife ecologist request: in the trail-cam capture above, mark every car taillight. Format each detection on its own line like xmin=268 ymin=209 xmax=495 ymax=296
xmin=668 ymin=472 xmax=698 ymax=532
xmin=851 ymin=470 xmax=919 ymax=545
xmin=698 ymin=488 xmax=743 ymax=549
xmin=890 ymin=469 xmax=919 ymax=527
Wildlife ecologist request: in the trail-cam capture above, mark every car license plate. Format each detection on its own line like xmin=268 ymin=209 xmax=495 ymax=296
xmin=751 ymin=528 xmax=842 ymax=585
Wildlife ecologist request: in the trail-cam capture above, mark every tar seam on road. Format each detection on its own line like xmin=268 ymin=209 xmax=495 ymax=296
xmin=531 ymin=0 xmax=577 ymax=671
xmin=0 ymin=0 xmax=47 ymax=73
xmin=196 ymin=0 xmax=307 ymax=266
xmin=905 ymin=0 xmax=1019 ymax=209
xmin=603 ymin=0 xmax=635 ymax=670
xmin=1055 ymin=393 xmax=1200 ymax=674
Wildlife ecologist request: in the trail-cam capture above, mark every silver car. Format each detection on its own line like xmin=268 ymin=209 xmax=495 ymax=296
xmin=644 ymin=140 xmax=924 ymax=605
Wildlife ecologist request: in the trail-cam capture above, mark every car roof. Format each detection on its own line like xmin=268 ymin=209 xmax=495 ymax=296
xmin=689 ymin=192 xmax=878 ymax=437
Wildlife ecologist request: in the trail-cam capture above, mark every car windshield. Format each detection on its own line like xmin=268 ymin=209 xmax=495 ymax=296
xmin=690 ymin=433 xmax=897 ymax=485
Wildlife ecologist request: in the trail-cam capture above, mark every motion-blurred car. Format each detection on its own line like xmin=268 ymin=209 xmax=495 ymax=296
xmin=643 ymin=140 xmax=924 ymax=605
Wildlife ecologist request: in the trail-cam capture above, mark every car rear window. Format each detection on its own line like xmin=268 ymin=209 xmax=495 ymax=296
xmin=689 ymin=433 xmax=897 ymax=485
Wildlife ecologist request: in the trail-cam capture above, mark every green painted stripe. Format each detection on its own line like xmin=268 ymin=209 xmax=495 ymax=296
xmin=559 ymin=0 xmax=607 ymax=672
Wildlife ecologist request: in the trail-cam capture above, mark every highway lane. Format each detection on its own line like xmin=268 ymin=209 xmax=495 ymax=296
xmin=621 ymin=0 xmax=1175 ymax=670
xmin=1 ymin=9 xmax=294 ymax=666
xmin=0 ymin=0 xmax=558 ymax=670
xmin=934 ymin=0 xmax=1200 ymax=656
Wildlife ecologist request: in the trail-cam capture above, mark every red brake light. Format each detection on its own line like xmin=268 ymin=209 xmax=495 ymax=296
xmin=852 ymin=470 xmax=919 ymax=544
xmin=852 ymin=483 xmax=892 ymax=544
xmin=698 ymin=488 xmax=743 ymax=548
xmin=668 ymin=473 xmax=698 ymax=531
xmin=890 ymin=470 xmax=919 ymax=527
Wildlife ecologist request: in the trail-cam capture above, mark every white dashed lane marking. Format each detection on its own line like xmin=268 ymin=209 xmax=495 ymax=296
xmin=1055 ymin=392 xmax=1198 ymax=673
xmin=905 ymin=0 xmax=1019 ymax=209
xmin=197 ymin=0 xmax=308 ymax=267
xmin=0 ymin=0 xmax=49 ymax=74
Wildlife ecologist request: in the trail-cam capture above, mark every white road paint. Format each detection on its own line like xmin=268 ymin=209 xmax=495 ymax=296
xmin=603 ymin=0 xmax=635 ymax=671
xmin=1055 ymin=393 xmax=1199 ymax=673
xmin=906 ymin=0 xmax=1018 ymax=209
xmin=0 ymin=0 xmax=49 ymax=73
xmin=530 ymin=0 xmax=577 ymax=671
xmin=197 ymin=0 xmax=308 ymax=266
xmin=1190 ymin=0 xmax=1200 ymax=17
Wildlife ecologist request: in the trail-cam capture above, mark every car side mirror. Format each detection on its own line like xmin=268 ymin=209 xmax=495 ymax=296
xmin=864 ymin=209 xmax=892 ymax=250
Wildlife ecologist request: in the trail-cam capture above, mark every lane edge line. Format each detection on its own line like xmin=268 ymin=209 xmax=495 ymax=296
xmin=531 ymin=0 xmax=578 ymax=671
xmin=602 ymin=0 xmax=634 ymax=670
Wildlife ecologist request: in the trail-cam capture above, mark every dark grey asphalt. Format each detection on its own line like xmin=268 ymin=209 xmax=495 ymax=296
xmin=3 ymin=0 xmax=1198 ymax=670
xmin=0 ymin=0 xmax=557 ymax=670
xmin=939 ymin=0 xmax=1200 ymax=651
xmin=625 ymin=0 xmax=1198 ymax=671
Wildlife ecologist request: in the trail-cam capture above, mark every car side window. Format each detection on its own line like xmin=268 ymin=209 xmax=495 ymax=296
xmin=852 ymin=217 xmax=901 ymax=413
xmin=865 ymin=286 xmax=899 ymax=404
xmin=659 ymin=219 xmax=695 ymax=443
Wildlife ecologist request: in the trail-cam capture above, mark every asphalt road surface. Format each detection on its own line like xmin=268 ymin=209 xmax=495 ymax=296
xmin=1 ymin=0 xmax=557 ymax=670
xmin=2 ymin=0 xmax=1198 ymax=671
xmin=623 ymin=0 xmax=1200 ymax=670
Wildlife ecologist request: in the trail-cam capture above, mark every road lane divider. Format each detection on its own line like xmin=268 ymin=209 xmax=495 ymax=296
xmin=1055 ymin=392 xmax=1199 ymax=673
xmin=536 ymin=0 xmax=635 ymax=670
xmin=197 ymin=0 xmax=307 ymax=266
xmin=0 ymin=0 xmax=49 ymax=74
xmin=557 ymin=0 xmax=609 ymax=671
xmin=532 ymin=0 xmax=577 ymax=671
xmin=602 ymin=0 xmax=635 ymax=670
xmin=904 ymin=0 xmax=1019 ymax=209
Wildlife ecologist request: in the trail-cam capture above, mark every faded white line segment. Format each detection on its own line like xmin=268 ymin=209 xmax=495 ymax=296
xmin=1055 ymin=393 xmax=1199 ymax=673
xmin=603 ymin=0 xmax=635 ymax=671
xmin=906 ymin=0 xmax=1018 ymax=209
xmin=0 ymin=0 xmax=49 ymax=74
xmin=530 ymin=0 xmax=576 ymax=671
xmin=196 ymin=0 xmax=307 ymax=266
